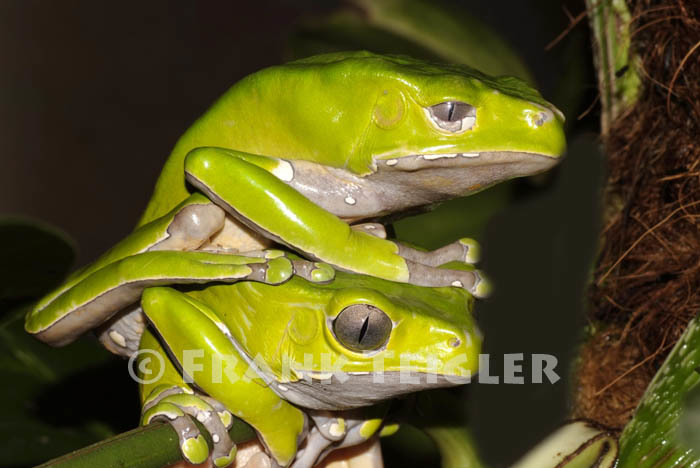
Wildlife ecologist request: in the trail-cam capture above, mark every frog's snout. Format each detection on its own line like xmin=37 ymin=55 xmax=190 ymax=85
xmin=534 ymin=109 xmax=554 ymax=127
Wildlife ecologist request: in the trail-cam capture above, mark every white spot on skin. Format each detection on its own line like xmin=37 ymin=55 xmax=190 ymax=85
xmin=365 ymin=225 xmax=375 ymax=229
xmin=423 ymin=153 xmax=458 ymax=160
xmin=386 ymin=159 xmax=398 ymax=166
xmin=451 ymin=280 xmax=463 ymax=288
xmin=196 ymin=412 xmax=208 ymax=423
xmin=271 ymin=160 xmax=294 ymax=182
xmin=278 ymin=384 xmax=288 ymax=392
xmin=330 ymin=422 xmax=345 ymax=437
xmin=109 ymin=330 xmax=127 ymax=347
xmin=344 ymin=196 xmax=356 ymax=205
xmin=212 ymin=434 xmax=220 ymax=443
xmin=461 ymin=153 xmax=480 ymax=158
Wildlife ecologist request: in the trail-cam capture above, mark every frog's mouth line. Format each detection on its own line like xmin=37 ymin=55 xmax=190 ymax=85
xmin=376 ymin=150 xmax=559 ymax=172
xmin=271 ymin=371 xmax=472 ymax=411
xmin=287 ymin=151 xmax=560 ymax=221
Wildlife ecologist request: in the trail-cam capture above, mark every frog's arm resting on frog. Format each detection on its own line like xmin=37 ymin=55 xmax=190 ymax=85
xmin=23 ymin=192 xmax=333 ymax=349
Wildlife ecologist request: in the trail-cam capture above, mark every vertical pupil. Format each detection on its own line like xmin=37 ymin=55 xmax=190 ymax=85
xmin=358 ymin=316 xmax=370 ymax=343
xmin=447 ymin=102 xmax=455 ymax=121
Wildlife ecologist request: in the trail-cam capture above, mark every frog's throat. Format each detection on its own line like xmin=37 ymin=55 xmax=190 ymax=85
xmin=285 ymin=151 xmax=558 ymax=222
xmin=207 ymin=328 xmax=471 ymax=411
xmin=268 ymin=372 xmax=471 ymax=411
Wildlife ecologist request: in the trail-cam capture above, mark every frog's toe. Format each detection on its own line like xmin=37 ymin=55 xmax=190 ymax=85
xmin=405 ymin=261 xmax=475 ymax=290
xmin=471 ymin=270 xmax=492 ymax=298
xmin=291 ymin=260 xmax=335 ymax=283
xmin=291 ymin=426 xmax=334 ymax=468
xmin=235 ymin=256 xmax=293 ymax=285
xmin=350 ymin=222 xmax=387 ymax=239
xmin=200 ymin=395 xmax=235 ymax=430
xmin=458 ymin=237 xmax=481 ymax=264
xmin=398 ymin=238 xmax=481 ymax=267
xmin=142 ymin=402 xmax=209 ymax=465
xmin=143 ymin=392 xmax=236 ymax=467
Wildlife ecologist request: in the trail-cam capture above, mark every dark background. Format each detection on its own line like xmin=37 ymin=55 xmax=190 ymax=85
xmin=0 ymin=1 xmax=601 ymax=466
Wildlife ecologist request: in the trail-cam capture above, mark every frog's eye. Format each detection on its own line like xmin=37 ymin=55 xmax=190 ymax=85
xmin=333 ymin=304 xmax=392 ymax=352
xmin=427 ymin=101 xmax=476 ymax=133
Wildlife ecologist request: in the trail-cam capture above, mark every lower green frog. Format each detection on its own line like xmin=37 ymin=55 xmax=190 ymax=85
xmin=136 ymin=267 xmax=480 ymax=467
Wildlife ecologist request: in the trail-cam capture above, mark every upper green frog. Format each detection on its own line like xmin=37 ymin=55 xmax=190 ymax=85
xmin=26 ymin=51 xmax=565 ymax=349
xmin=136 ymin=267 xmax=480 ymax=468
xmin=144 ymin=51 xmax=565 ymax=223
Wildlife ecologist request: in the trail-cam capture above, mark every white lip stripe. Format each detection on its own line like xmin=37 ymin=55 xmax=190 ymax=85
xmin=423 ymin=153 xmax=458 ymax=160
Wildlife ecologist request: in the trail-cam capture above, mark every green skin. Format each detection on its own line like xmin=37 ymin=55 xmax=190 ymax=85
xmin=25 ymin=51 xmax=565 ymax=349
xmin=136 ymin=268 xmax=480 ymax=468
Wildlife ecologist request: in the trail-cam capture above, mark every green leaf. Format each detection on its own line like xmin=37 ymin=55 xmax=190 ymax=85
xmin=618 ymin=315 xmax=700 ymax=466
xmin=0 ymin=303 xmax=120 ymax=465
xmin=288 ymin=0 xmax=532 ymax=82
xmin=510 ymin=421 xmax=617 ymax=468
xmin=0 ymin=217 xmax=75 ymax=302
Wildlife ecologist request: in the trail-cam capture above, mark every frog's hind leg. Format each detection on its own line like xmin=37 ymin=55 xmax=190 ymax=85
xmin=140 ymin=286 xmax=307 ymax=468
xmin=138 ymin=329 xmax=237 ymax=467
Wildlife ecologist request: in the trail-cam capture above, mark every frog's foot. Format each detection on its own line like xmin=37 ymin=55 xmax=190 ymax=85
xmin=291 ymin=411 xmax=349 ymax=468
xmin=291 ymin=260 xmax=336 ymax=283
xmin=291 ymin=426 xmax=335 ymax=468
xmin=350 ymin=223 xmax=387 ymax=239
xmin=142 ymin=386 xmax=236 ymax=467
xmin=315 ymin=418 xmax=384 ymax=464
xmin=96 ymin=303 xmax=145 ymax=357
xmin=405 ymin=260 xmax=491 ymax=298
xmin=398 ymin=237 xmax=480 ymax=265
xmin=200 ymin=248 xmax=336 ymax=285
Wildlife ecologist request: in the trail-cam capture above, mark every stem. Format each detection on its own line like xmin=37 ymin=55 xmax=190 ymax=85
xmin=35 ymin=419 xmax=255 ymax=468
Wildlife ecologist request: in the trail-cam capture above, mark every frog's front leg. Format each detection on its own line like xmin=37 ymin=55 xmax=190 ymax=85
xmin=184 ymin=148 xmax=488 ymax=296
xmin=141 ymin=287 xmax=307 ymax=467
xmin=352 ymin=224 xmax=481 ymax=266
xmin=26 ymin=193 xmax=224 ymax=344
xmin=292 ymin=408 xmax=388 ymax=468
xmin=26 ymin=248 xmax=298 ymax=347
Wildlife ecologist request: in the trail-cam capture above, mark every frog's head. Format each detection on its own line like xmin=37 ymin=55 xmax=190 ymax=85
xmin=238 ymin=273 xmax=481 ymax=411
xmin=238 ymin=51 xmax=566 ymax=219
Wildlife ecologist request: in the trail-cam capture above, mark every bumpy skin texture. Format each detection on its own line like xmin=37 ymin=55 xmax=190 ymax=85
xmin=137 ymin=269 xmax=480 ymax=468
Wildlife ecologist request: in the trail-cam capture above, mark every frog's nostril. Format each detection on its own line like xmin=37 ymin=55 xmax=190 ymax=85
xmin=535 ymin=110 xmax=552 ymax=127
xmin=449 ymin=337 xmax=462 ymax=348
